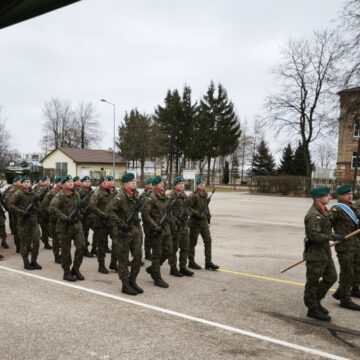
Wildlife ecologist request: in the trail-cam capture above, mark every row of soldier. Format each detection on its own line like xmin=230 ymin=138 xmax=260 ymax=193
xmin=0 ymin=173 xmax=219 ymax=295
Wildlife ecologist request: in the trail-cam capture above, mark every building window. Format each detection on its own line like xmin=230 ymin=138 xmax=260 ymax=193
xmin=354 ymin=118 xmax=360 ymax=137
xmin=352 ymin=152 xmax=360 ymax=169
xmin=56 ymin=162 xmax=68 ymax=176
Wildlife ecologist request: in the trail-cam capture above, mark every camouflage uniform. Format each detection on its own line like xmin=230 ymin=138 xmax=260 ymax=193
xmin=108 ymin=185 xmax=119 ymax=266
xmin=303 ymin=202 xmax=337 ymax=311
xmin=141 ymin=189 xmax=173 ymax=280
xmin=109 ymin=187 xmax=142 ymax=286
xmin=89 ymin=188 xmax=111 ymax=269
xmin=141 ymin=187 xmax=153 ymax=259
xmin=78 ymin=185 xmax=93 ymax=249
xmin=5 ymin=185 xmax=22 ymax=251
xmin=50 ymin=188 xmax=86 ymax=276
xmin=8 ymin=187 xmax=40 ymax=265
xmin=188 ymin=189 xmax=213 ymax=265
xmin=42 ymin=186 xmax=63 ymax=261
xmin=167 ymin=189 xmax=190 ymax=270
xmin=0 ymin=193 xmax=7 ymax=246
xmin=36 ymin=185 xmax=52 ymax=248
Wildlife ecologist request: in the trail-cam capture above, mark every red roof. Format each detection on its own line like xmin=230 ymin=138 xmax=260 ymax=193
xmin=42 ymin=148 xmax=127 ymax=164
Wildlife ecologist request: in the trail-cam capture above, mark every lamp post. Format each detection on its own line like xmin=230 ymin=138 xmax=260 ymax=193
xmin=100 ymin=99 xmax=116 ymax=179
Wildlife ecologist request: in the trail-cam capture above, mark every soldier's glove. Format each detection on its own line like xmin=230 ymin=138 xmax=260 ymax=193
xmin=333 ymin=234 xmax=345 ymax=241
xmin=176 ymin=219 xmax=183 ymax=227
xmin=77 ymin=213 xmax=84 ymax=221
xmin=166 ymin=218 xmax=174 ymax=225
xmin=156 ymin=225 xmax=163 ymax=233
xmin=66 ymin=217 xmax=74 ymax=225
xmin=122 ymin=223 xmax=131 ymax=233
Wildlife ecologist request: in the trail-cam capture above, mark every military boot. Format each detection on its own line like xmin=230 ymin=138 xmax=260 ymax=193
xmin=109 ymin=263 xmax=119 ymax=272
xmin=351 ymin=288 xmax=360 ymax=299
xmin=84 ymin=249 xmax=95 ymax=258
xmin=170 ymin=265 xmax=184 ymax=277
xmin=0 ymin=254 xmax=4 ymax=260
xmin=1 ymin=239 xmax=9 ymax=249
xmin=188 ymin=261 xmax=201 ymax=270
xmin=340 ymin=300 xmax=360 ymax=311
xmin=307 ymin=309 xmax=331 ymax=321
xmin=63 ymin=272 xmax=76 ymax=282
xmin=146 ymin=266 xmax=155 ymax=280
xmin=130 ymin=281 xmax=144 ymax=294
xmin=122 ymin=284 xmax=138 ymax=296
xmin=317 ymin=301 xmax=329 ymax=315
xmin=205 ymin=262 xmax=219 ymax=270
xmin=332 ymin=288 xmax=340 ymax=300
xmin=16 ymin=245 xmax=20 ymax=253
xmin=30 ymin=261 xmax=42 ymax=270
xmin=90 ymin=247 xmax=97 ymax=256
xmin=98 ymin=261 xmax=109 ymax=274
xmin=154 ymin=277 xmax=169 ymax=288
xmin=24 ymin=259 xmax=35 ymax=271
xmin=44 ymin=242 xmax=53 ymax=250
xmin=180 ymin=267 xmax=194 ymax=276
xmin=71 ymin=268 xmax=85 ymax=281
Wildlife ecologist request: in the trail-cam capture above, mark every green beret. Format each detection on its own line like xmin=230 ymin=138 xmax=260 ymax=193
xmin=81 ymin=176 xmax=90 ymax=182
xmin=98 ymin=175 xmax=107 ymax=185
xmin=196 ymin=176 xmax=205 ymax=185
xmin=41 ymin=176 xmax=49 ymax=181
xmin=310 ymin=186 xmax=330 ymax=198
xmin=152 ymin=176 xmax=163 ymax=186
xmin=55 ymin=176 xmax=63 ymax=183
xmin=107 ymin=176 xmax=114 ymax=181
xmin=73 ymin=176 xmax=80 ymax=181
xmin=21 ymin=175 xmax=30 ymax=182
xmin=122 ymin=173 xmax=135 ymax=183
xmin=13 ymin=175 xmax=22 ymax=182
xmin=61 ymin=175 xmax=72 ymax=183
xmin=173 ymin=176 xmax=184 ymax=186
xmin=145 ymin=178 xmax=153 ymax=185
xmin=336 ymin=184 xmax=353 ymax=195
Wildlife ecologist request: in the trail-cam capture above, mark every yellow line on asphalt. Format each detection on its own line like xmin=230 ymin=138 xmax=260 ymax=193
xmin=216 ymin=268 xmax=336 ymax=292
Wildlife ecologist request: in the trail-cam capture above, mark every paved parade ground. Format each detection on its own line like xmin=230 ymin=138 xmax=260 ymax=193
xmin=1 ymin=191 xmax=360 ymax=360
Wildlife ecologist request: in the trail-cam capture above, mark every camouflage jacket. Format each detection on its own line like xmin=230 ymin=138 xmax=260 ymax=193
xmin=4 ymin=185 xmax=21 ymax=207
xmin=189 ymin=189 xmax=211 ymax=225
xmin=304 ymin=202 xmax=336 ymax=261
xmin=141 ymin=189 xmax=172 ymax=233
xmin=49 ymin=188 xmax=82 ymax=231
xmin=167 ymin=189 xmax=190 ymax=228
xmin=108 ymin=186 xmax=119 ymax=201
xmin=0 ymin=192 xmax=6 ymax=218
xmin=8 ymin=187 xmax=38 ymax=225
xmin=78 ymin=186 xmax=93 ymax=215
xmin=109 ymin=187 xmax=141 ymax=233
xmin=89 ymin=187 xmax=111 ymax=228
xmin=42 ymin=187 xmax=62 ymax=218
xmin=331 ymin=201 xmax=360 ymax=252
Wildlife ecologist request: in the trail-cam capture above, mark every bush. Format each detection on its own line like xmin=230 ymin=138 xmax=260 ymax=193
xmin=250 ymin=176 xmax=311 ymax=195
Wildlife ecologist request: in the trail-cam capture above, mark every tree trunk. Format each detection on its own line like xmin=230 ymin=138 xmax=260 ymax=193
xmin=212 ymin=157 xmax=217 ymax=187
xmin=140 ymin=158 xmax=145 ymax=188
xmin=303 ymin=143 xmax=312 ymax=191
xmin=206 ymin=156 xmax=211 ymax=186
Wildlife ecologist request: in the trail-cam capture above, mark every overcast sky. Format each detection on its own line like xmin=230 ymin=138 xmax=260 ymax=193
xmin=0 ymin=0 xmax=344 ymax=156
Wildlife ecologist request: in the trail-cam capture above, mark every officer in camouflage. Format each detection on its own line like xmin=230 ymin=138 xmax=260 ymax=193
xmin=89 ymin=176 xmax=112 ymax=274
xmin=73 ymin=176 xmax=81 ymax=192
xmin=167 ymin=176 xmax=194 ymax=277
xmin=303 ymin=186 xmax=338 ymax=321
xmin=331 ymin=184 xmax=360 ymax=311
xmin=188 ymin=176 xmax=219 ymax=270
xmin=109 ymin=172 xmax=143 ymax=295
xmin=36 ymin=176 xmax=53 ymax=250
xmin=142 ymin=176 xmax=173 ymax=288
xmin=8 ymin=176 xmax=42 ymax=270
xmin=42 ymin=176 xmax=63 ymax=263
xmin=142 ymin=177 xmax=153 ymax=260
xmin=50 ymin=175 xmax=86 ymax=282
xmin=78 ymin=176 xmax=95 ymax=258
xmin=107 ymin=175 xmax=119 ymax=267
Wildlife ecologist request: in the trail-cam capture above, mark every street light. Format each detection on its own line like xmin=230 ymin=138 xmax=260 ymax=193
xmin=100 ymin=99 xmax=116 ymax=179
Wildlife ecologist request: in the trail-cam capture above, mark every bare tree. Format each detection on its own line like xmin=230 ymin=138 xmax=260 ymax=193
xmin=314 ymin=140 xmax=337 ymax=169
xmin=266 ymin=29 xmax=346 ymax=179
xmin=0 ymin=106 xmax=10 ymax=170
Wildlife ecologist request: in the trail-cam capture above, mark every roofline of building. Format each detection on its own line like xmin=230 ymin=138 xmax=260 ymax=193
xmin=338 ymin=87 xmax=360 ymax=95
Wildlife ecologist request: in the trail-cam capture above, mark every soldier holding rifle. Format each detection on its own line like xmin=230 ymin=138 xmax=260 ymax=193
xmin=8 ymin=176 xmax=42 ymax=270
xmin=37 ymin=176 xmax=53 ymax=250
xmin=188 ymin=176 xmax=219 ymax=270
xmin=50 ymin=175 xmax=86 ymax=282
xmin=331 ymin=184 xmax=360 ymax=310
xmin=303 ymin=186 xmax=339 ymax=321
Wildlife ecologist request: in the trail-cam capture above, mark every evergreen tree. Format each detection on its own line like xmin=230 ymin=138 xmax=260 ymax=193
xmin=251 ymin=139 xmax=276 ymax=176
xmin=277 ymin=143 xmax=295 ymax=175
xmin=293 ymin=142 xmax=308 ymax=176
xmin=223 ymin=161 xmax=230 ymax=184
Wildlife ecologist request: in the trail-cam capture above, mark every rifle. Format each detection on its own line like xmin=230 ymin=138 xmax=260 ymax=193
xmin=22 ymin=186 xmax=50 ymax=221
xmin=156 ymin=192 xmax=181 ymax=233
xmin=201 ymin=187 xmax=216 ymax=216
xmin=118 ymin=189 xmax=153 ymax=235
xmin=30 ymin=179 xmax=39 ymax=190
xmin=66 ymin=187 xmax=95 ymax=224
xmin=280 ymin=228 xmax=360 ymax=273
xmin=176 ymin=193 xmax=193 ymax=225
